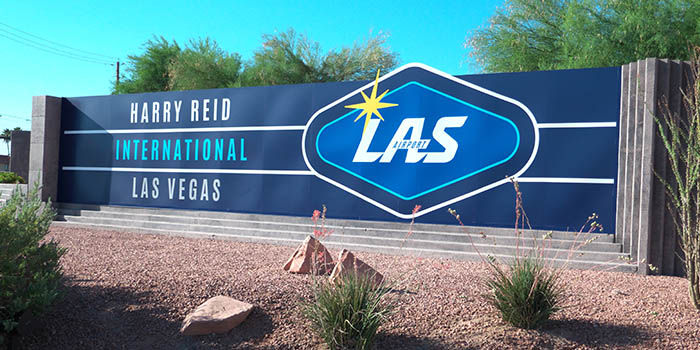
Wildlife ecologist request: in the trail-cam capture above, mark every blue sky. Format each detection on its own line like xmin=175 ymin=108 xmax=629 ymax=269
xmin=0 ymin=0 xmax=503 ymax=151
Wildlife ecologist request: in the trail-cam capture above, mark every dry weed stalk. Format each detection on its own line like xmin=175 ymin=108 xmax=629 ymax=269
xmin=655 ymin=47 xmax=700 ymax=309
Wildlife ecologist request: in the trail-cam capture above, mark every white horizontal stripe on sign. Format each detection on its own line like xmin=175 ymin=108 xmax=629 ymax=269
xmin=537 ymin=122 xmax=617 ymax=128
xmin=64 ymin=125 xmax=307 ymax=135
xmin=516 ymin=177 xmax=614 ymax=184
xmin=61 ymin=168 xmax=613 ymax=183
xmin=65 ymin=122 xmax=616 ymax=133
xmin=61 ymin=166 xmax=314 ymax=176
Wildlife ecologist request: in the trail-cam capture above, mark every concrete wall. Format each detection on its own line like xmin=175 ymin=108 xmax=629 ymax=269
xmin=29 ymin=96 xmax=62 ymax=202
xmin=617 ymin=58 xmax=691 ymax=276
xmin=10 ymin=130 xmax=30 ymax=181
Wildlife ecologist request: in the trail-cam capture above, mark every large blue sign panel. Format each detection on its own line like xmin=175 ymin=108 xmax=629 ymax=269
xmin=58 ymin=64 xmax=620 ymax=232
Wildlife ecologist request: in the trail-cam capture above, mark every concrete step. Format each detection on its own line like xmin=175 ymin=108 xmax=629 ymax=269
xmin=0 ymin=184 xmax=27 ymax=199
xmin=56 ymin=210 xmax=621 ymax=253
xmin=57 ymin=214 xmax=626 ymax=264
xmin=56 ymin=203 xmax=616 ymax=243
xmin=0 ymin=183 xmax=27 ymax=191
xmin=51 ymin=220 xmax=637 ymax=273
xmin=54 ymin=203 xmax=632 ymax=272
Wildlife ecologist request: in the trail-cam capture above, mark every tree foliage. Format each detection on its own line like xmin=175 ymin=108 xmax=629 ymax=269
xmin=113 ymin=29 xmax=399 ymax=93
xmin=114 ymin=36 xmax=181 ymax=94
xmin=240 ymin=29 xmax=399 ymax=86
xmin=466 ymin=0 xmax=700 ymax=73
xmin=1 ymin=127 xmax=21 ymax=155
xmin=1 ymin=129 xmax=11 ymax=156
xmin=168 ymin=38 xmax=242 ymax=90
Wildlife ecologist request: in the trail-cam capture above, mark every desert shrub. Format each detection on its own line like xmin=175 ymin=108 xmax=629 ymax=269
xmin=0 ymin=172 xmax=25 ymax=184
xmin=449 ymin=180 xmax=604 ymax=329
xmin=0 ymin=186 xmax=63 ymax=346
xmin=304 ymin=271 xmax=394 ymax=350
xmin=487 ymin=182 xmax=562 ymax=330
xmin=655 ymin=47 xmax=700 ymax=309
xmin=486 ymin=256 xmax=562 ymax=329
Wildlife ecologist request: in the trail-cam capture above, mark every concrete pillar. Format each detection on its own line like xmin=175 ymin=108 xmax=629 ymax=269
xmin=29 ymin=96 xmax=62 ymax=202
xmin=636 ymin=59 xmax=658 ymax=275
xmin=10 ymin=130 xmax=30 ymax=181
xmin=617 ymin=59 xmax=691 ymax=276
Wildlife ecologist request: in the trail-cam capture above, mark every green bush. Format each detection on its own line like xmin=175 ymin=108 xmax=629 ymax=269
xmin=304 ymin=272 xmax=394 ymax=350
xmin=0 ymin=172 xmax=25 ymax=184
xmin=0 ymin=186 xmax=63 ymax=346
xmin=486 ymin=256 xmax=562 ymax=329
xmin=450 ymin=181 xmax=581 ymax=330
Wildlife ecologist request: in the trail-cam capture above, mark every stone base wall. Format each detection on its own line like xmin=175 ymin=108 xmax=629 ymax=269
xmin=617 ymin=58 xmax=692 ymax=276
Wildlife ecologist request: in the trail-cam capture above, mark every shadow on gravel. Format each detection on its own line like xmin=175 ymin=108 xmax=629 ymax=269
xmin=542 ymin=318 xmax=652 ymax=347
xmin=16 ymin=278 xmax=273 ymax=350
xmin=189 ymin=307 xmax=274 ymax=349
xmin=388 ymin=288 xmax=417 ymax=296
xmin=375 ymin=333 xmax=466 ymax=350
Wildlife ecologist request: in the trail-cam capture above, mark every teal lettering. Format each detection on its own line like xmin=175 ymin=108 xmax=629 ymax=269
xmin=227 ymin=138 xmax=236 ymax=161
xmin=151 ymin=139 xmax=159 ymax=160
xmin=174 ymin=140 xmax=182 ymax=160
xmin=123 ymin=140 xmax=130 ymax=160
xmin=133 ymin=140 xmax=140 ymax=160
xmin=194 ymin=139 xmax=199 ymax=161
xmin=141 ymin=139 xmax=149 ymax=160
xmin=116 ymin=139 xmax=119 ymax=160
xmin=241 ymin=138 xmax=247 ymax=161
xmin=215 ymin=139 xmax=223 ymax=160
xmin=184 ymin=139 xmax=192 ymax=160
xmin=203 ymin=139 xmax=211 ymax=161
xmin=163 ymin=140 xmax=171 ymax=160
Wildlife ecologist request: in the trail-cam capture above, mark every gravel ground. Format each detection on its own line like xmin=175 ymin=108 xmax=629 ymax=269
xmin=16 ymin=225 xmax=700 ymax=350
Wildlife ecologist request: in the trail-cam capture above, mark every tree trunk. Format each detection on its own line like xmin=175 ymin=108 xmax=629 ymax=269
xmin=692 ymin=257 xmax=700 ymax=309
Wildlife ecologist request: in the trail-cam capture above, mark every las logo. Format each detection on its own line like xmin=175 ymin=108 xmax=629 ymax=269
xmin=303 ymin=63 xmax=537 ymax=218
xmin=345 ymin=71 xmax=467 ymax=164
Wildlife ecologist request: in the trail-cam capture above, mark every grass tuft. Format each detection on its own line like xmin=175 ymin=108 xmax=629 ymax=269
xmin=486 ymin=256 xmax=562 ymax=329
xmin=304 ymin=271 xmax=394 ymax=350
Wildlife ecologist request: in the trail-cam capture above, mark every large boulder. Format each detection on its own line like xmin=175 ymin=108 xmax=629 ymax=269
xmin=180 ymin=296 xmax=254 ymax=336
xmin=329 ymin=249 xmax=384 ymax=288
xmin=283 ymin=235 xmax=335 ymax=274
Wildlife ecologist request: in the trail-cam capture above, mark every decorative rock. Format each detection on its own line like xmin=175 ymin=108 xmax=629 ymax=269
xmin=329 ymin=249 xmax=384 ymax=288
xmin=283 ymin=235 xmax=335 ymax=274
xmin=180 ymin=296 xmax=254 ymax=336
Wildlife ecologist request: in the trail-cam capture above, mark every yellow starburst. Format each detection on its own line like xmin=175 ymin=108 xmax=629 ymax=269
xmin=345 ymin=69 xmax=398 ymax=135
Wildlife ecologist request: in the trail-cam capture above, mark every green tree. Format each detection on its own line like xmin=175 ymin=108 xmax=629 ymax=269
xmin=114 ymin=30 xmax=399 ymax=94
xmin=466 ymin=0 xmax=700 ymax=73
xmin=240 ymin=28 xmax=399 ymax=86
xmin=112 ymin=36 xmax=181 ymax=94
xmin=0 ymin=129 xmax=10 ymax=155
xmin=168 ymin=38 xmax=243 ymax=90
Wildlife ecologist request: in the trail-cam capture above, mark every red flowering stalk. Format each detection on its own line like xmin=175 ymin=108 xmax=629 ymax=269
xmin=312 ymin=209 xmax=322 ymax=238
xmin=311 ymin=205 xmax=334 ymax=239
xmin=398 ymin=205 xmax=421 ymax=251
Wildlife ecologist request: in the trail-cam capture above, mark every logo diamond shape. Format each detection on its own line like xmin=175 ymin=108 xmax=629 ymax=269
xmin=303 ymin=63 xmax=538 ymax=219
